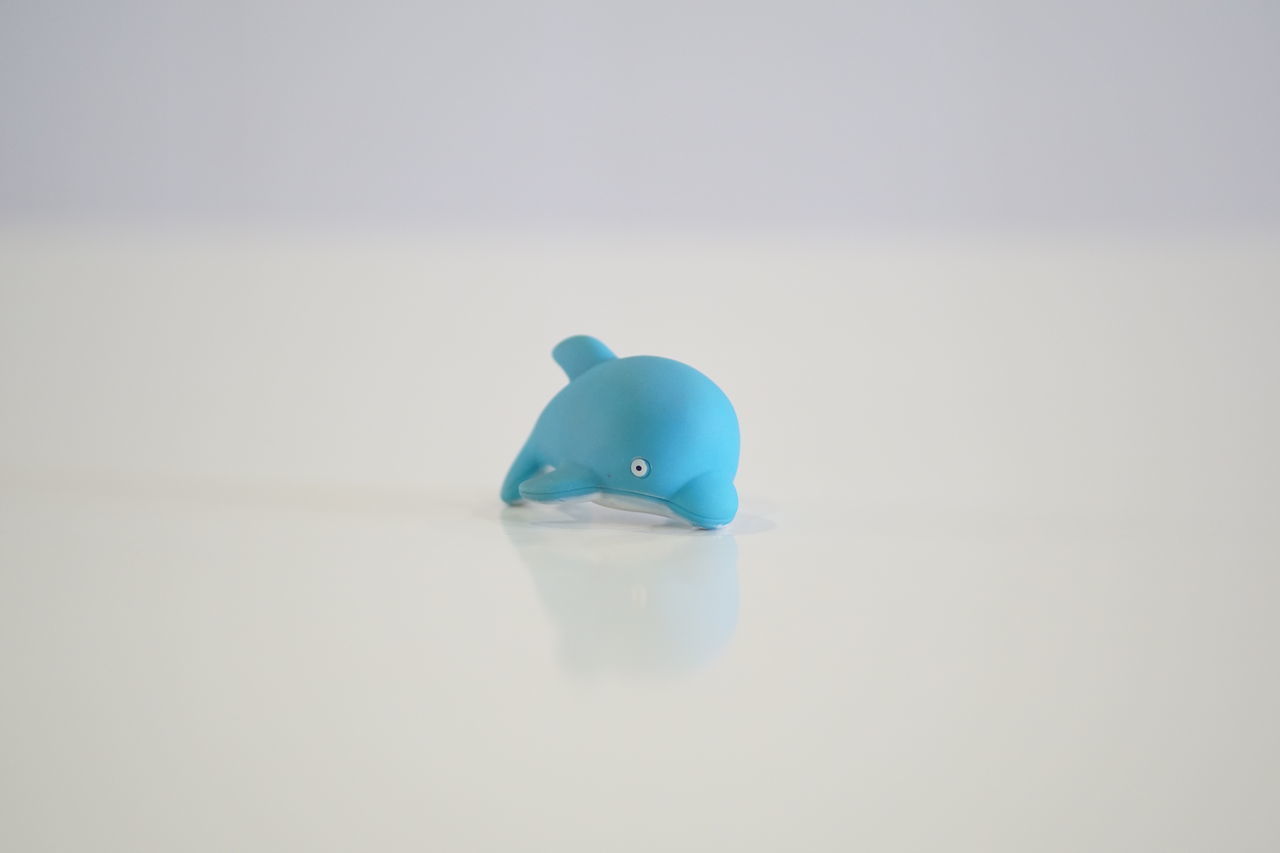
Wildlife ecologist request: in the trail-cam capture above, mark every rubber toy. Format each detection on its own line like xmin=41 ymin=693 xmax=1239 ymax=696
xmin=501 ymin=335 xmax=740 ymax=528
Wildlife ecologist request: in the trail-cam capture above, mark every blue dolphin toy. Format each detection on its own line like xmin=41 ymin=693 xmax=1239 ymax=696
xmin=501 ymin=336 xmax=740 ymax=528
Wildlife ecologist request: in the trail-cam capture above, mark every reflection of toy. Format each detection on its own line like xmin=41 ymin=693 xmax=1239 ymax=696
xmin=501 ymin=505 xmax=739 ymax=676
xmin=501 ymin=336 xmax=740 ymax=528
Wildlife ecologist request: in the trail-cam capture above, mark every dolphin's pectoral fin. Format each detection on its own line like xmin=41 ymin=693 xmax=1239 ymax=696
xmin=518 ymin=464 xmax=600 ymax=502
xmin=501 ymin=441 xmax=544 ymax=505
xmin=669 ymin=473 xmax=738 ymax=529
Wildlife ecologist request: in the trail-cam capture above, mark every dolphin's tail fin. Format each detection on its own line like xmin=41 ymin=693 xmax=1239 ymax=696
xmin=553 ymin=335 xmax=616 ymax=380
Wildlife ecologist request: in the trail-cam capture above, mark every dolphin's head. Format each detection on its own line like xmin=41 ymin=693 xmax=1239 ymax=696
xmin=583 ymin=356 xmax=740 ymax=528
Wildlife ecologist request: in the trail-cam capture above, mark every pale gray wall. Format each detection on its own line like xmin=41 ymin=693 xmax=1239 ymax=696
xmin=2 ymin=1 xmax=1277 ymax=229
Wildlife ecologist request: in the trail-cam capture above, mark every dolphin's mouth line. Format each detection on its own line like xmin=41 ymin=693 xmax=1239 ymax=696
xmin=521 ymin=484 xmax=730 ymax=528
xmin=594 ymin=487 xmax=730 ymax=529
xmin=525 ymin=484 xmax=660 ymax=503
xmin=596 ymin=486 xmax=660 ymax=501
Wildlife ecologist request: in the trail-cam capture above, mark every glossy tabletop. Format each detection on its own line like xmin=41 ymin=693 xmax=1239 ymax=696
xmin=2 ymin=233 xmax=1277 ymax=851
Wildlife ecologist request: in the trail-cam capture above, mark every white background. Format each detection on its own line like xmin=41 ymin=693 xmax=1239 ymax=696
xmin=2 ymin=1 xmax=1278 ymax=230
xmin=2 ymin=2 xmax=1279 ymax=850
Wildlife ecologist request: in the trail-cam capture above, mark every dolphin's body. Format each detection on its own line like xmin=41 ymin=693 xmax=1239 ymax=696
xmin=501 ymin=336 xmax=740 ymax=528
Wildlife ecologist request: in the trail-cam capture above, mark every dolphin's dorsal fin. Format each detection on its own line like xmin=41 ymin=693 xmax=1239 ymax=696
xmin=553 ymin=335 xmax=616 ymax=380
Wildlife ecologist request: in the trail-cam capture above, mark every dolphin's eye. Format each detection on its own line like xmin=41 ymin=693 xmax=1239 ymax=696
xmin=630 ymin=457 xmax=650 ymax=478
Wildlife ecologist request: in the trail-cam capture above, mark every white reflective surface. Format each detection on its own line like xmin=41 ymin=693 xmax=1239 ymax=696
xmin=2 ymin=233 xmax=1278 ymax=851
